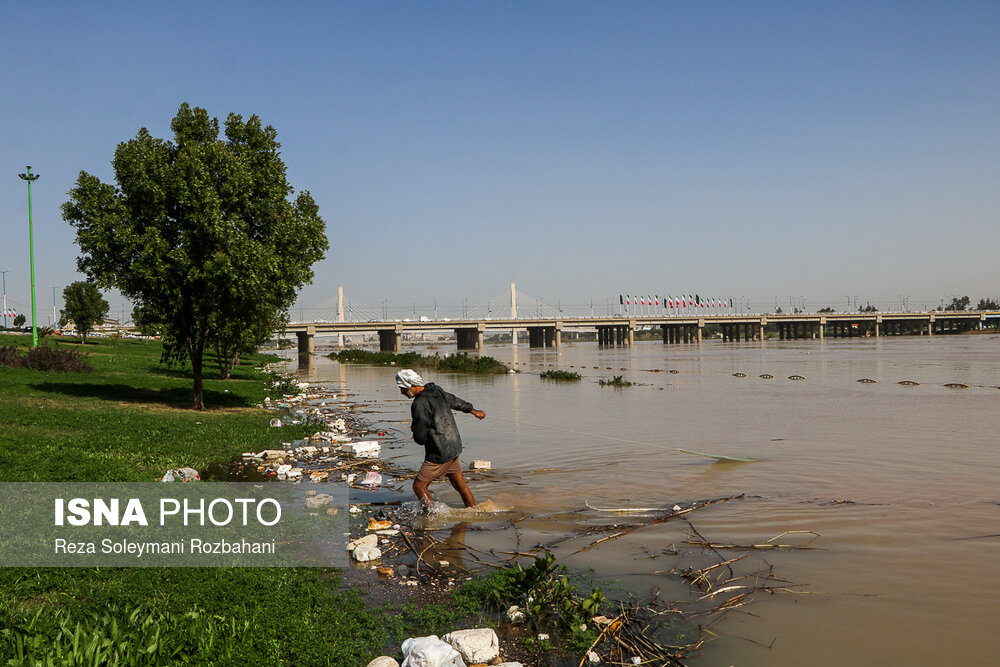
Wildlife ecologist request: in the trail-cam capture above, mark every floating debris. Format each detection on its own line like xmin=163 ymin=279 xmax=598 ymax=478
xmin=668 ymin=369 xmax=679 ymax=374
xmin=897 ymin=380 xmax=920 ymax=386
xmin=788 ymin=375 xmax=806 ymax=381
xmin=676 ymin=448 xmax=759 ymax=462
xmin=857 ymin=378 xmax=878 ymax=383
xmin=944 ymin=383 xmax=970 ymax=389
xmin=732 ymin=372 xmax=747 ymax=378
xmin=759 ymin=374 xmax=774 ymax=379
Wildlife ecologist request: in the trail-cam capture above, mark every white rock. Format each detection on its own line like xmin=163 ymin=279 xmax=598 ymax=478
xmin=376 ymin=529 xmax=400 ymax=536
xmin=630 ymin=658 xmax=642 ymax=665
xmin=366 ymin=658 xmax=399 ymax=667
xmin=349 ymin=505 xmax=361 ymax=514
xmin=443 ymin=628 xmax=499 ymax=664
xmin=586 ymin=650 xmax=600 ymax=663
xmin=505 ymin=605 xmax=525 ymax=624
xmin=286 ymin=468 xmax=303 ymax=479
xmin=352 ymin=545 xmax=382 ymax=562
xmin=469 ymin=460 xmax=492 ymax=470
xmin=537 ymin=633 xmax=549 ymax=641
xmin=347 ymin=534 xmax=378 ymax=551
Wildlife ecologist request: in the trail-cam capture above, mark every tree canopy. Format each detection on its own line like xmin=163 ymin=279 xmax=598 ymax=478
xmin=60 ymin=281 xmax=109 ymax=343
xmin=63 ymin=103 xmax=328 ymax=409
xmin=943 ymin=296 xmax=970 ymax=311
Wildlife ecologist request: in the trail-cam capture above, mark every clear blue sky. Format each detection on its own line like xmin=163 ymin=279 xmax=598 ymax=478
xmin=2 ymin=1 xmax=998 ymax=321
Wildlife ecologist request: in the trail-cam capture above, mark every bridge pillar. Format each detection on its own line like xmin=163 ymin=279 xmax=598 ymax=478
xmin=527 ymin=326 xmax=552 ymax=348
xmin=454 ymin=327 xmax=483 ymax=350
xmin=296 ymin=329 xmax=314 ymax=364
xmin=379 ymin=330 xmax=402 ymax=353
xmin=627 ymin=323 xmax=635 ymax=346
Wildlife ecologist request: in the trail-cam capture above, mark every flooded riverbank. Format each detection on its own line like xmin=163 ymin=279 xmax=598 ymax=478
xmin=285 ymin=335 xmax=1000 ymax=666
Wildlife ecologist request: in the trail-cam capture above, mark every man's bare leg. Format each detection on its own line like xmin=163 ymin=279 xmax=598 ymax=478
xmin=413 ymin=478 xmax=434 ymax=513
xmin=446 ymin=471 xmax=476 ymax=508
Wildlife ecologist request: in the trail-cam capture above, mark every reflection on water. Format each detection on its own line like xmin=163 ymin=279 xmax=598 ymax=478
xmin=291 ymin=335 xmax=1000 ymax=666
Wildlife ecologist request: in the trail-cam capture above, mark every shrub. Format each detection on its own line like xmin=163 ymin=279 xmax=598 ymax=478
xmin=0 ymin=346 xmax=25 ymax=369
xmin=23 ymin=346 xmax=92 ymax=372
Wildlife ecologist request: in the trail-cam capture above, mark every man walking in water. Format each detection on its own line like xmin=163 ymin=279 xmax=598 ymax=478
xmin=396 ymin=369 xmax=486 ymax=510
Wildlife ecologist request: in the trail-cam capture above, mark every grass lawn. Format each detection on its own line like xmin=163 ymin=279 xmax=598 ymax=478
xmin=0 ymin=333 xmax=458 ymax=665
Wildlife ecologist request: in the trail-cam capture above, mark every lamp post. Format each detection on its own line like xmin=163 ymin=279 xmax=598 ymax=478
xmin=18 ymin=166 xmax=40 ymax=347
xmin=1 ymin=269 xmax=10 ymax=329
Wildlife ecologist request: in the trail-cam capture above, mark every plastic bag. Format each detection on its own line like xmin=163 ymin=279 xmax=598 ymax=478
xmin=401 ymin=636 xmax=466 ymax=667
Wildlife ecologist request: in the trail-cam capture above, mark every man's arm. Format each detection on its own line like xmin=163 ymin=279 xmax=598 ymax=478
xmin=444 ymin=390 xmax=486 ymax=420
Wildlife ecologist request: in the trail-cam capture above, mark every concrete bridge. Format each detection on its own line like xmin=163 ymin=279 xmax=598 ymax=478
xmin=283 ymin=311 xmax=997 ymax=356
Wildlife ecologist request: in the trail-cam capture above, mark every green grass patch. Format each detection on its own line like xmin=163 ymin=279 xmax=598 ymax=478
xmin=330 ymin=348 xmax=510 ymax=374
xmin=539 ymin=369 xmax=582 ymax=381
xmin=0 ymin=334 xmax=469 ymax=665
xmin=598 ymin=375 xmax=634 ymax=387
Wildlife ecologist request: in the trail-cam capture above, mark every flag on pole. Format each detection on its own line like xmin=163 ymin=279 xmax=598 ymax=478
xmin=626 ymin=294 xmax=630 ymax=305
xmin=654 ymin=295 xmax=659 ymax=306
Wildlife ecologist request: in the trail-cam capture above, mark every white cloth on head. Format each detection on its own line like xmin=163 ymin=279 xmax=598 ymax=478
xmin=395 ymin=369 xmax=424 ymax=388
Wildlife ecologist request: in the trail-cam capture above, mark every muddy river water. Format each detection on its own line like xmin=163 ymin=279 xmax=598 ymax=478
xmin=285 ymin=334 xmax=999 ymax=666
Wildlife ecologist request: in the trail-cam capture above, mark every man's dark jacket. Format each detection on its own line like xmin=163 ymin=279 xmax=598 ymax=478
xmin=410 ymin=383 xmax=474 ymax=463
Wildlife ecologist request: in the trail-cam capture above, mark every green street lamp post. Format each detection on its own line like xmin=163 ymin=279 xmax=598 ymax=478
xmin=18 ymin=166 xmax=40 ymax=347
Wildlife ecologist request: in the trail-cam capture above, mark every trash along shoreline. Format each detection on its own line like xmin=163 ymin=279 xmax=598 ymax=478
xmin=213 ymin=362 xmax=815 ymax=667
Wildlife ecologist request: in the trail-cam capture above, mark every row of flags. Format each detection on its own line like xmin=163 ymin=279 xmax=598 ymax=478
xmin=3 ymin=309 xmax=17 ymax=318
xmin=620 ymin=295 xmax=734 ymax=309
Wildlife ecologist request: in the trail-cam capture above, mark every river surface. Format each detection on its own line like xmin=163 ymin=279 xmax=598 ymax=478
xmin=285 ymin=334 xmax=1000 ymax=666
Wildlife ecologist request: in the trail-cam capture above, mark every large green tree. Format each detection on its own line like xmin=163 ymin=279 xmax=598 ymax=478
xmin=63 ymin=104 xmax=328 ymax=409
xmin=60 ymin=281 xmax=110 ymax=343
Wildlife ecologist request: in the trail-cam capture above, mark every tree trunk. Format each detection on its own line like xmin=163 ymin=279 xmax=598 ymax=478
xmin=191 ymin=341 xmax=205 ymax=410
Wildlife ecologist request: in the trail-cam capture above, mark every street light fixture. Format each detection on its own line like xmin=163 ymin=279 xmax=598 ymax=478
xmin=18 ymin=166 xmax=40 ymax=347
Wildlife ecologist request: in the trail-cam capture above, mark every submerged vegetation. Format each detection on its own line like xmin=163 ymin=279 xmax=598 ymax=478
xmin=599 ymin=375 xmax=634 ymax=387
xmin=330 ymin=349 xmax=510 ymax=374
xmin=539 ymin=369 xmax=581 ymax=381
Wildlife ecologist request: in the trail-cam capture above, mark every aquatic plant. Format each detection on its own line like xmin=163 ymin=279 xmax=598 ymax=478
xmin=599 ymin=375 xmax=633 ymax=387
xmin=539 ymin=369 xmax=581 ymax=381
xmin=329 ymin=349 xmax=510 ymax=375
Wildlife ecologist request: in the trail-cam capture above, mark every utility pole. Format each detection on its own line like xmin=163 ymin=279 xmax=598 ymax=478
xmin=1 ymin=270 xmax=9 ymax=329
xmin=50 ymin=285 xmax=59 ymax=328
xmin=18 ymin=166 xmax=40 ymax=347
